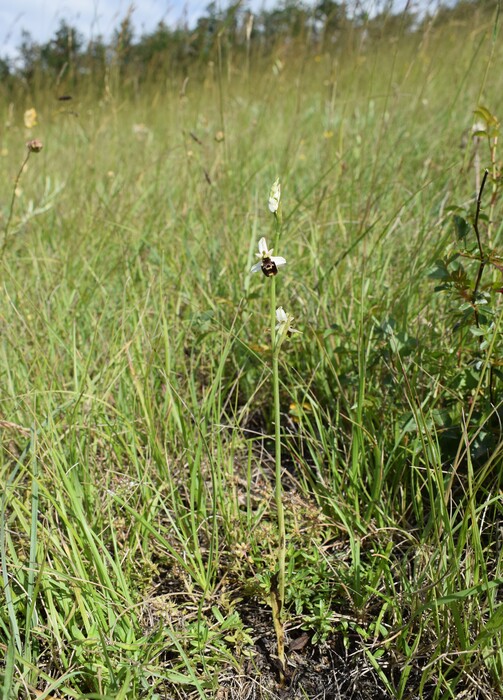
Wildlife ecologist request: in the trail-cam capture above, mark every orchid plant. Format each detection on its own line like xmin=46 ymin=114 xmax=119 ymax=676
xmin=250 ymin=178 xmax=299 ymax=682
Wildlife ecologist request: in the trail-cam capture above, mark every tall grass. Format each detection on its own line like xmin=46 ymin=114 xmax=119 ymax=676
xmin=1 ymin=6 xmax=502 ymax=699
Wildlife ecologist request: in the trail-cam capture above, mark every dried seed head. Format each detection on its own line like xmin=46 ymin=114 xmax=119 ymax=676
xmin=26 ymin=139 xmax=43 ymax=153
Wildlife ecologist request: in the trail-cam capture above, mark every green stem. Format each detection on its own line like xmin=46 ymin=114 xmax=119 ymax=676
xmin=273 ymin=350 xmax=285 ymax=600
xmin=270 ymin=274 xmax=276 ymax=356
xmin=487 ymin=134 xmax=498 ymax=245
xmin=270 ymin=274 xmax=286 ymax=674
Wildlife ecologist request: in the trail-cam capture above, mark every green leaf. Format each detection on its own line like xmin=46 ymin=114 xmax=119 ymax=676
xmin=428 ymin=260 xmax=450 ymax=280
xmin=474 ymin=105 xmax=500 ymax=134
xmin=453 ymin=215 xmax=470 ymax=241
xmin=471 ymin=606 xmax=503 ymax=647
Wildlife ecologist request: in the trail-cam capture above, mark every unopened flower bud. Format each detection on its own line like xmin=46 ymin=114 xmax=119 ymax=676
xmin=275 ymin=306 xmax=301 ymax=344
xmin=268 ymin=178 xmax=281 ymax=214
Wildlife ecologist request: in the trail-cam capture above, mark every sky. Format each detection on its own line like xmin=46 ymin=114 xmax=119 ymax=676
xmin=0 ymin=0 xmax=279 ymax=60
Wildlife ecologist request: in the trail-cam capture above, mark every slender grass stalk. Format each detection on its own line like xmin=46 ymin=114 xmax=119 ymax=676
xmin=1 ymin=151 xmax=30 ymax=260
xmin=1 ymin=139 xmax=43 ymax=260
xmin=24 ymin=428 xmax=39 ymax=668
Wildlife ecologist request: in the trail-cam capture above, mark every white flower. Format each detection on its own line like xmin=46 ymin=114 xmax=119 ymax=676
xmin=268 ymin=178 xmax=281 ymax=213
xmin=250 ymin=237 xmax=286 ymax=276
xmin=275 ymin=307 xmax=300 ymax=337
xmin=275 ymin=306 xmax=288 ymax=329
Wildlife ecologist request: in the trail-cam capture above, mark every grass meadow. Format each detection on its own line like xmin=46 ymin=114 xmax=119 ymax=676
xmin=1 ymin=6 xmax=503 ymax=699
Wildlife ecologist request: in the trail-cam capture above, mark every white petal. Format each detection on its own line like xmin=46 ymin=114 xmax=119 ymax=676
xmin=276 ymin=307 xmax=287 ymax=322
xmin=250 ymin=262 xmax=262 ymax=273
xmin=258 ymin=237 xmax=268 ymax=255
xmin=271 ymin=256 xmax=286 ymax=267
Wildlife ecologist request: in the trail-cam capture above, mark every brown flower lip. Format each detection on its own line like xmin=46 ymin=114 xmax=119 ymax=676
xmin=26 ymin=139 xmax=43 ymax=153
xmin=261 ymin=257 xmax=278 ymax=277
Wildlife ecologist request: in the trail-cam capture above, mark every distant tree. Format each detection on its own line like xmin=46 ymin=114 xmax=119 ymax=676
xmin=0 ymin=56 xmax=11 ymax=81
xmin=40 ymin=20 xmax=83 ymax=77
xmin=85 ymin=36 xmax=107 ymax=66
xmin=315 ymin=0 xmax=347 ymax=45
xmin=259 ymin=0 xmax=310 ymax=48
xmin=113 ymin=12 xmax=135 ymax=71
xmin=425 ymin=0 xmax=496 ymax=27
xmin=365 ymin=6 xmax=416 ymax=40
xmin=219 ymin=1 xmax=243 ymax=47
xmin=136 ymin=22 xmax=171 ymax=63
xmin=131 ymin=22 xmax=173 ymax=79
xmin=18 ymin=30 xmax=41 ymax=81
xmin=190 ymin=2 xmax=222 ymax=58
xmin=82 ymin=35 xmax=107 ymax=86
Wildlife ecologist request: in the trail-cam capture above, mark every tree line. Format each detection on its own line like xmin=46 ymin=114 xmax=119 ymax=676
xmin=0 ymin=0 xmax=496 ymax=88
